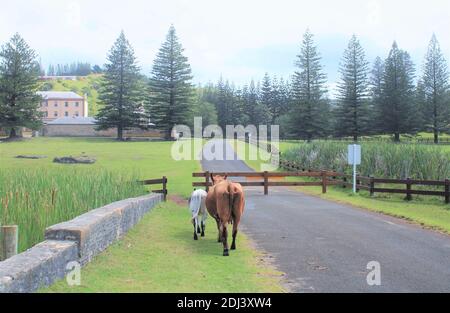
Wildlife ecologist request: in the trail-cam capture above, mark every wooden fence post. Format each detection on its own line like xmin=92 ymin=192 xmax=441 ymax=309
xmin=369 ymin=176 xmax=375 ymax=197
xmin=0 ymin=225 xmax=18 ymax=261
xmin=445 ymin=179 xmax=449 ymax=204
xmin=162 ymin=176 xmax=167 ymax=201
xmin=263 ymin=171 xmax=269 ymax=195
xmin=205 ymin=171 xmax=210 ymax=192
xmin=321 ymin=171 xmax=327 ymax=194
xmin=342 ymin=176 xmax=347 ymax=189
xmin=405 ymin=177 xmax=412 ymax=201
xmin=356 ymin=178 xmax=360 ymax=193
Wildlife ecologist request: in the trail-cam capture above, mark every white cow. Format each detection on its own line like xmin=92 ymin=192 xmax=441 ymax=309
xmin=189 ymin=189 xmax=208 ymax=240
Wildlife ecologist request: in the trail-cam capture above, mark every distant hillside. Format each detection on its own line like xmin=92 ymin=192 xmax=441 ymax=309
xmin=39 ymin=74 xmax=103 ymax=116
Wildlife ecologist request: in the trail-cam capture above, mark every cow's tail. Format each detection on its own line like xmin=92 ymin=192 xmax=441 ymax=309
xmin=189 ymin=191 xmax=202 ymax=222
xmin=228 ymin=183 xmax=238 ymax=224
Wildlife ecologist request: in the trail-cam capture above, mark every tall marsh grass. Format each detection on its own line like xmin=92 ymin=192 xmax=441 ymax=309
xmin=283 ymin=142 xmax=450 ymax=180
xmin=0 ymin=168 xmax=146 ymax=252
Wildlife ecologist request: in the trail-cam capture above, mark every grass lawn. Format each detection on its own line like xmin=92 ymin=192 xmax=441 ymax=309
xmin=0 ymin=137 xmax=200 ymax=198
xmin=42 ymin=201 xmax=284 ymax=293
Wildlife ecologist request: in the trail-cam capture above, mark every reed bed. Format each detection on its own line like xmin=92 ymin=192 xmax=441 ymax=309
xmin=282 ymin=142 xmax=450 ymax=180
xmin=0 ymin=168 xmax=146 ymax=252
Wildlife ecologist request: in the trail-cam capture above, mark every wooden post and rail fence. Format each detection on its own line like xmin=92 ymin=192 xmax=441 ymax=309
xmin=0 ymin=225 xmax=18 ymax=261
xmin=139 ymin=176 xmax=168 ymax=201
xmin=279 ymin=159 xmax=450 ymax=204
xmin=192 ymin=170 xmax=335 ymax=195
xmin=192 ymin=168 xmax=450 ymax=203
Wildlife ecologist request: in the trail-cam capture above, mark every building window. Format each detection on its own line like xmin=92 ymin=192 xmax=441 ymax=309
xmin=54 ymin=102 xmax=58 ymax=107
xmin=75 ymin=102 xmax=79 ymax=107
xmin=65 ymin=111 xmax=69 ymax=117
xmin=54 ymin=111 xmax=58 ymax=117
xmin=65 ymin=102 xmax=69 ymax=107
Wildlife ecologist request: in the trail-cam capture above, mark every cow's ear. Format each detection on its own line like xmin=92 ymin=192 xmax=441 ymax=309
xmin=224 ymin=175 xmax=228 ymax=180
xmin=210 ymin=173 xmax=214 ymax=182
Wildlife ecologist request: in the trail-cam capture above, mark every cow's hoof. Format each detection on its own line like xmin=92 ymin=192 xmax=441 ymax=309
xmin=194 ymin=236 xmax=198 ymax=240
xmin=230 ymin=244 xmax=236 ymax=250
xmin=201 ymin=232 xmax=205 ymax=237
xmin=223 ymin=249 xmax=229 ymax=256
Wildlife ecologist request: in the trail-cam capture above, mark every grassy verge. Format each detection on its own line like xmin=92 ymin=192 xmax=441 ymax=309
xmin=42 ymin=201 xmax=285 ymax=293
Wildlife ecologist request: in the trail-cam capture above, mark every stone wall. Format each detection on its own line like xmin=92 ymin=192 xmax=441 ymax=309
xmin=42 ymin=124 xmax=114 ymax=137
xmin=41 ymin=125 xmax=164 ymax=138
xmin=0 ymin=193 xmax=163 ymax=293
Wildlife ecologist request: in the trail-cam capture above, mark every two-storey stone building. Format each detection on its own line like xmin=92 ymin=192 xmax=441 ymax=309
xmin=37 ymin=91 xmax=88 ymax=123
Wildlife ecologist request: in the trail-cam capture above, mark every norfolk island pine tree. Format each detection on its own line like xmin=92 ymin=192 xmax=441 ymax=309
xmin=148 ymin=25 xmax=194 ymax=140
xmin=95 ymin=31 xmax=148 ymax=140
xmin=0 ymin=33 xmax=42 ymax=138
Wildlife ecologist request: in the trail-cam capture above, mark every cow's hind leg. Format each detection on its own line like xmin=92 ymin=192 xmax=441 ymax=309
xmin=220 ymin=221 xmax=229 ymax=256
xmin=231 ymin=215 xmax=241 ymax=250
xmin=193 ymin=218 xmax=198 ymax=240
xmin=215 ymin=218 xmax=221 ymax=242
xmin=201 ymin=218 xmax=205 ymax=237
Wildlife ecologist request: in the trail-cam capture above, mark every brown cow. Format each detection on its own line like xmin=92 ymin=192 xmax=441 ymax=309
xmin=205 ymin=174 xmax=245 ymax=256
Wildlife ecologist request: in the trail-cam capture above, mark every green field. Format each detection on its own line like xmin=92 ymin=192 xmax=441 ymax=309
xmin=0 ymin=137 xmax=200 ymax=197
xmin=43 ymin=201 xmax=284 ymax=293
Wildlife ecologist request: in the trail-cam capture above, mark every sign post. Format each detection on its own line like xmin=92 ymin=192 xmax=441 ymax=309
xmin=347 ymin=144 xmax=361 ymax=193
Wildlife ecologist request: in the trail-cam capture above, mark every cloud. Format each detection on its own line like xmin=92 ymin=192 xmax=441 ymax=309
xmin=1 ymin=0 xmax=449 ymax=87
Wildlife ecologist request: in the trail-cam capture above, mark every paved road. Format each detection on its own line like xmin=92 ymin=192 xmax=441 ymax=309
xmin=201 ymin=140 xmax=450 ymax=292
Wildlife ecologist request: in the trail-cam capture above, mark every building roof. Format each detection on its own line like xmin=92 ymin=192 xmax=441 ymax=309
xmin=37 ymin=91 xmax=84 ymax=100
xmin=47 ymin=117 xmax=96 ymax=125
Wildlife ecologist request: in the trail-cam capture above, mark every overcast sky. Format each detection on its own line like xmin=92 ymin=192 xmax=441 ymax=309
xmin=1 ymin=0 xmax=450 ymax=94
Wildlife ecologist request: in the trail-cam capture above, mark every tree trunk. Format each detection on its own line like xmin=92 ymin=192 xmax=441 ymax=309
xmin=353 ymin=134 xmax=358 ymax=142
xmin=164 ymin=129 xmax=172 ymax=141
xmin=394 ymin=132 xmax=400 ymax=142
xmin=117 ymin=126 xmax=123 ymax=141
xmin=434 ymin=130 xmax=438 ymax=144
xmin=9 ymin=128 xmax=18 ymax=139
